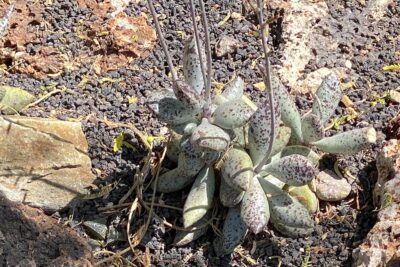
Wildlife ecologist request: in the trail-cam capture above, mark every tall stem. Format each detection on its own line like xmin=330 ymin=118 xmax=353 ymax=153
xmin=147 ymin=0 xmax=179 ymax=85
xmin=198 ymin=0 xmax=212 ymax=116
xmin=254 ymin=0 xmax=276 ymax=173
xmin=189 ymin=0 xmax=208 ymax=101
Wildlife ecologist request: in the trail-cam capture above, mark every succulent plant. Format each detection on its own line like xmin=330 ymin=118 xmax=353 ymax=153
xmin=145 ymin=0 xmax=376 ymax=256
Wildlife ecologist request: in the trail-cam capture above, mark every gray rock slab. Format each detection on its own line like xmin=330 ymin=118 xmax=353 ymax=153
xmin=0 ymin=116 xmax=96 ymax=211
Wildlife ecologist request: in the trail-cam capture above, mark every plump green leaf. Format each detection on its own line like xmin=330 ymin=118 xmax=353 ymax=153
xmin=221 ymin=148 xmax=253 ymax=191
xmin=301 ymin=113 xmax=324 ymax=144
xmin=262 ymin=155 xmax=316 ymax=186
xmin=166 ymin=131 xmax=182 ymax=163
xmin=154 ymin=168 xmax=196 ymax=193
xmin=156 ymin=97 xmax=201 ymax=126
xmin=272 ymin=76 xmax=303 ymax=142
xmin=178 ymin=138 xmax=205 ymax=176
xmin=280 ymin=145 xmax=321 ymax=167
xmin=172 ymin=80 xmax=203 ymax=109
xmin=220 ymin=177 xmax=245 ymax=207
xmin=285 ymin=185 xmax=319 ymax=213
xmin=311 ymin=127 xmax=376 ymax=155
xmin=191 ymin=118 xmax=230 ymax=151
xmin=174 ymin=212 xmax=211 ymax=246
xmin=183 ymin=36 xmax=206 ymax=94
xmin=170 ymin=122 xmax=198 ymax=136
xmin=269 ymin=125 xmax=292 ymax=158
xmin=248 ymin=92 xmax=281 ymax=168
xmin=241 ymin=177 xmax=270 ymax=234
xmin=0 ymin=86 xmax=35 ymax=114
xmin=213 ymin=207 xmax=247 ymax=256
xmin=211 ymin=96 xmax=256 ymax=129
xmin=312 ymin=73 xmax=342 ymax=124
xmin=221 ymin=76 xmax=245 ymax=101
xmin=183 ymin=167 xmax=215 ymax=228
xmin=260 ymin=179 xmax=314 ymax=237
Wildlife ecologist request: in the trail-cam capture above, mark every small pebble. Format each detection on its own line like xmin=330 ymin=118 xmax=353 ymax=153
xmin=316 ymin=170 xmax=352 ymax=201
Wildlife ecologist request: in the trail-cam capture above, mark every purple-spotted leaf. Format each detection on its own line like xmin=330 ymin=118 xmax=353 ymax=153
xmin=311 ymin=127 xmax=376 ymax=155
xmin=312 ymin=73 xmax=341 ymax=124
xmin=301 ymin=113 xmax=324 ymax=144
xmin=281 ymin=145 xmax=321 ymax=167
xmin=262 ymin=155 xmax=316 ymax=186
xmin=183 ymin=36 xmax=206 ymax=94
xmin=154 ymin=168 xmax=196 ymax=193
xmin=183 ymin=167 xmax=215 ymax=228
xmin=221 ymin=148 xmax=253 ymax=191
xmin=272 ymin=76 xmax=303 ymax=142
xmin=170 ymin=122 xmax=198 ymax=136
xmin=211 ymin=96 xmax=257 ymax=129
xmin=156 ymin=97 xmax=201 ymax=126
xmin=269 ymin=125 xmax=292 ymax=158
xmin=241 ymin=177 xmax=270 ymax=234
xmin=178 ymin=138 xmax=205 ymax=176
xmin=191 ymin=118 xmax=230 ymax=152
xmin=248 ymin=92 xmax=281 ymax=168
xmin=166 ymin=131 xmax=182 ymax=163
xmin=260 ymin=179 xmax=314 ymax=237
xmin=172 ymin=80 xmax=203 ymax=109
xmin=213 ymin=207 xmax=247 ymax=256
xmin=174 ymin=212 xmax=211 ymax=246
xmin=220 ymin=176 xmax=245 ymax=207
xmin=221 ymin=76 xmax=245 ymax=101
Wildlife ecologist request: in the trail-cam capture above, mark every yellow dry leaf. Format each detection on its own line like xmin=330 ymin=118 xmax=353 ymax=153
xmin=253 ymin=81 xmax=265 ymax=91
xmin=217 ymin=11 xmax=231 ymax=27
xmin=143 ymin=247 xmax=151 ymax=267
xmin=113 ymin=133 xmax=125 ymax=153
xmin=128 ymin=96 xmax=138 ymax=104
xmin=382 ymin=63 xmax=400 ymax=71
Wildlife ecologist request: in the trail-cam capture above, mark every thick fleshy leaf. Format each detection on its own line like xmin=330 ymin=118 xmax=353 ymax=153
xmin=269 ymin=125 xmax=292 ymax=157
xmin=155 ymin=168 xmax=196 ymax=193
xmin=191 ymin=118 xmax=230 ymax=151
xmin=221 ymin=77 xmax=245 ymax=101
xmin=157 ymin=97 xmax=201 ymax=125
xmin=301 ymin=113 xmax=324 ymax=144
xmin=0 ymin=86 xmax=35 ymax=115
xmin=285 ymin=185 xmax=319 ymax=213
xmin=248 ymin=93 xmax=281 ymax=168
xmin=272 ymin=76 xmax=303 ymax=142
xmin=166 ymin=131 xmax=182 ymax=163
xmin=312 ymin=127 xmax=376 ymax=155
xmin=262 ymin=155 xmax=316 ymax=186
xmin=183 ymin=36 xmax=206 ymax=94
xmin=241 ymin=177 xmax=270 ymax=234
xmin=211 ymin=96 xmax=257 ymax=129
xmin=213 ymin=207 xmax=248 ymax=256
xmin=178 ymin=138 xmax=205 ymax=176
xmin=260 ymin=179 xmax=314 ymax=237
xmin=230 ymin=126 xmax=248 ymax=147
xmin=203 ymin=150 xmax=221 ymax=165
xmin=221 ymin=148 xmax=253 ymax=191
xmin=183 ymin=167 xmax=215 ymax=228
xmin=220 ymin=177 xmax=245 ymax=207
xmin=172 ymin=80 xmax=203 ymax=109
xmin=174 ymin=212 xmax=211 ymax=246
xmin=258 ymin=174 xmax=285 ymax=189
xmin=171 ymin=122 xmax=198 ymax=136
xmin=280 ymin=145 xmax=321 ymax=167
xmin=146 ymin=89 xmax=175 ymax=114
xmin=312 ymin=73 xmax=341 ymax=124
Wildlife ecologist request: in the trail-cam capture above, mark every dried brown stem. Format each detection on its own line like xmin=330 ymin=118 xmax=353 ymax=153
xmin=147 ymin=0 xmax=179 ymax=84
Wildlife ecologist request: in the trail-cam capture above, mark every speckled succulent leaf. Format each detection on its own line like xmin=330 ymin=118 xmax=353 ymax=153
xmin=312 ymin=73 xmax=341 ymax=124
xmin=166 ymin=131 xmax=182 ymax=163
xmin=171 ymin=122 xmax=198 ymax=136
xmin=221 ymin=148 xmax=253 ymax=191
xmin=241 ymin=177 xmax=270 ymax=234
xmin=172 ymin=80 xmax=203 ymax=109
xmin=248 ymin=93 xmax=281 ymax=168
xmin=213 ymin=207 xmax=248 ymax=256
xmin=146 ymin=89 xmax=175 ymax=114
xmin=0 ymin=86 xmax=35 ymax=115
xmin=269 ymin=125 xmax=292 ymax=158
xmin=221 ymin=77 xmax=245 ymax=101
xmin=202 ymin=150 xmax=221 ymax=165
xmin=174 ymin=212 xmax=211 ymax=246
xmin=261 ymin=179 xmax=314 ymax=237
xmin=272 ymin=76 xmax=303 ymax=142
xmin=154 ymin=168 xmax=196 ymax=193
xmin=156 ymin=97 xmax=201 ymax=126
xmin=285 ymin=185 xmax=319 ymax=213
xmin=230 ymin=126 xmax=248 ymax=147
xmin=262 ymin=155 xmax=316 ymax=186
xmin=220 ymin=177 xmax=245 ymax=207
xmin=311 ymin=127 xmax=377 ymax=155
xmin=211 ymin=96 xmax=257 ymax=129
xmin=280 ymin=145 xmax=321 ymax=167
xmin=183 ymin=36 xmax=206 ymax=94
xmin=0 ymin=5 xmax=14 ymax=38
xmin=258 ymin=173 xmax=285 ymax=189
xmin=178 ymin=138 xmax=205 ymax=176
xmin=301 ymin=113 xmax=324 ymax=144
xmin=183 ymin=167 xmax=215 ymax=228
xmin=191 ymin=118 xmax=230 ymax=151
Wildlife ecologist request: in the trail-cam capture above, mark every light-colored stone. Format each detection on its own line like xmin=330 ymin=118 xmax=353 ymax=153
xmin=215 ymin=36 xmax=239 ymax=57
xmin=0 ymin=116 xmax=95 ymax=211
xmin=352 ymin=139 xmax=400 ymax=267
xmin=315 ymin=170 xmax=352 ymax=201
xmin=389 ymin=90 xmax=400 ymax=104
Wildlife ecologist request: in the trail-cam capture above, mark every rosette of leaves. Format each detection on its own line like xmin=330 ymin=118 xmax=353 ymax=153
xmin=145 ymin=0 xmax=319 ymax=256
